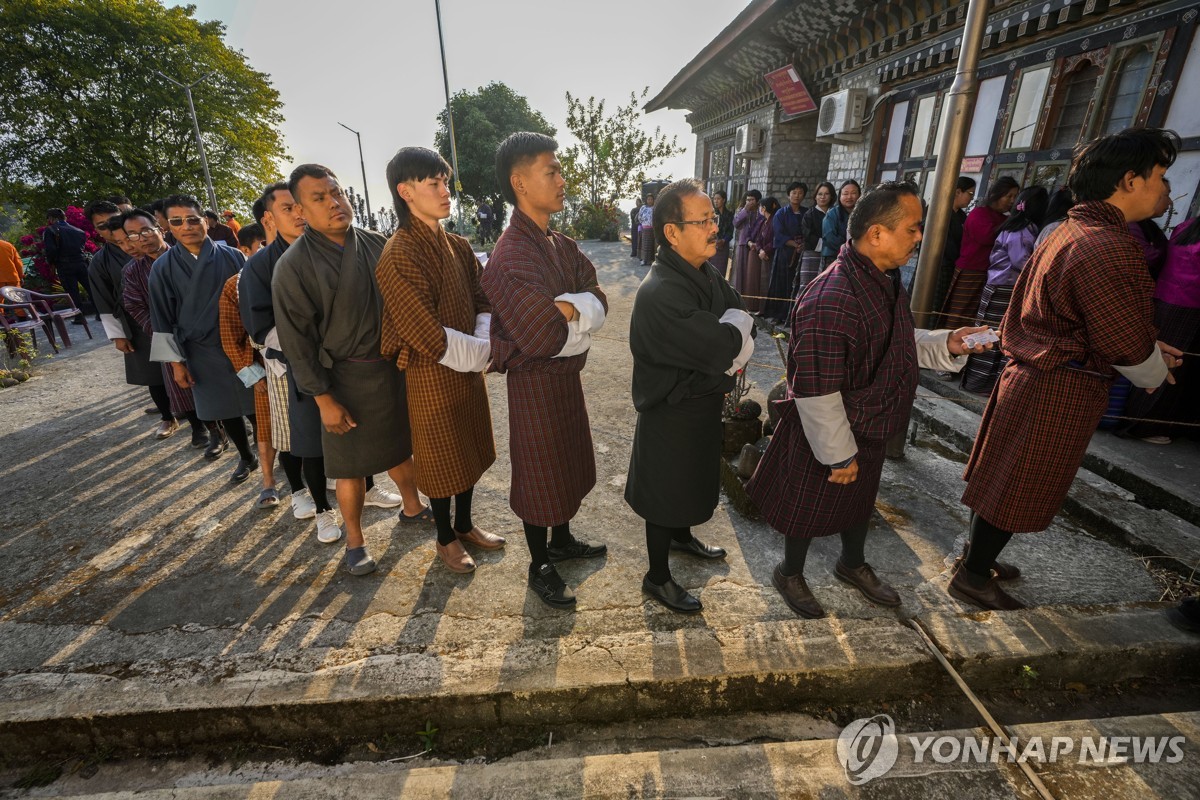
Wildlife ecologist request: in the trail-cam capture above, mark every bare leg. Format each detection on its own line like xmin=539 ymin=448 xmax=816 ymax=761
xmin=258 ymin=442 xmax=277 ymax=489
xmin=336 ymin=477 xmax=367 ymax=549
xmin=386 ymin=456 xmax=423 ymax=516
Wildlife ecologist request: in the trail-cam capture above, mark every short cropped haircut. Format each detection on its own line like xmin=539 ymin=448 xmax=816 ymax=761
xmin=47 ymin=208 xmax=65 ymax=221
xmin=495 ymin=131 xmax=558 ymax=206
xmin=260 ymin=181 xmax=289 ymax=215
xmin=786 ymin=181 xmax=808 ymax=195
xmin=984 ymin=176 xmax=1020 ymax=207
xmin=121 ymin=208 xmax=158 ymax=228
xmin=237 ymin=222 xmax=266 ymax=248
xmin=148 ymin=198 xmax=165 ymax=215
xmin=847 ymin=181 xmax=921 ymax=240
xmin=162 ymin=194 xmax=202 ymax=215
xmin=287 ymin=164 xmax=338 ymax=203
xmin=712 ymin=189 xmax=727 ymax=202
xmin=653 ymin=177 xmax=705 ymax=249
xmin=203 ymin=209 xmax=219 ymax=221
xmin=251 ymin=196 xmax=266 ymax=225
xmin=386 ymin=146 xmax=453 ymax=228
xmin=1068 ymin=127 xmax=1180 ymax=203
xmin=84 ymin=200 xmax=120 ymax=222
xmin=106 ymin=195 xmax=132 ymax=206
xmin=956 ymin=176 xmax=977 ymax=193
xmin=744 ymin=189 xmax=762 ymax=201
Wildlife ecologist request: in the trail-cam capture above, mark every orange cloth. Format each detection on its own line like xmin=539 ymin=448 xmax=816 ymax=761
xmin=0 ymin=240 xmax=22 ymax=287
xmin=224 ymin=216 xmax=242 ymax=236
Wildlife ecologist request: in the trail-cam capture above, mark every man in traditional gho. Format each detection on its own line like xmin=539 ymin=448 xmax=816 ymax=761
xmin=956 ymin=128 xmax=1183 ymax=611
xmin=375 ymin=147 xmax=501 ymax=575
xmin=148 ymin=195 xmax=259 ymax=483
xmin=85 ymin=200 xmax=174 ymax=438
xmin=120 ymin=210 xmax=208 ymax=449
xmin=747 ymin=182 xmax=990 ymax=619
xmin=482 ymin=131 xmax=609 ymax=609
xmin=273 ymin=164 xmax=423 ymax=577
xmin=625 ymin=178 xmax=756 ymax=614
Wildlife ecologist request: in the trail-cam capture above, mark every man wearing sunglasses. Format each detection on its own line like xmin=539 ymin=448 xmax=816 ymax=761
xmin=148 ymin=194 xmax=259 ymax=484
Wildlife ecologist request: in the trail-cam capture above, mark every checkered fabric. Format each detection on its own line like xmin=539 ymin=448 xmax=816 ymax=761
xmin=219 ymin=274 xmax=270 ymax=445
xmin=122 ymin=256 xmax=194 ymax=415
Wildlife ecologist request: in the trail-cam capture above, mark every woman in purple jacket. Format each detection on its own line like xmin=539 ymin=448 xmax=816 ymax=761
xmin=961 ymin=186 xmax=1047 ymax=394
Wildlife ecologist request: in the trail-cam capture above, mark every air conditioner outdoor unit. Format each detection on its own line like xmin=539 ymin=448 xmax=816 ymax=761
xmin=816 ymin=88 xmax=868 ymax=141
xmin=734 ymin=123 xmax=764 ymax=155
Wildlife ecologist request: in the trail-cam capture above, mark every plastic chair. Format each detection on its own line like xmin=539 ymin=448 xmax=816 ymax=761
xmin=0 ymin=300 xmax=58 ymax=355
xmin=0 ymin=286 xmax=91 ymax=346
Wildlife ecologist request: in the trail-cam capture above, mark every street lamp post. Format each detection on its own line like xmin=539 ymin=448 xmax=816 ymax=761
xmin=338 ymin=122 xmax=375 ymax=230
xmin=157 ymin=70 xmax=219 ymax=213
xmin=434 ymin=0 xmax=465 ymax=233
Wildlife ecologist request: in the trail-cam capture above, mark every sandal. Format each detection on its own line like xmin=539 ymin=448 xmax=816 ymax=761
xmin=397 ymin=505 xmax=434 ymax=524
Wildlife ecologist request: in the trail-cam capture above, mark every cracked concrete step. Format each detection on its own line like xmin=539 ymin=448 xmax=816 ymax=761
xmin=23 ymin=712 xmax=1200 ymax=799
xmin=3 ymin=605 xmax=1198 ymax=763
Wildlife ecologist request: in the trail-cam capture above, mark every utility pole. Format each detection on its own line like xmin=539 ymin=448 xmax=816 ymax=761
xmin=338 ymin=122 xmax=375 ymax=229
xmin=157 ymin=70 xmax=219 ymax=213
xmin=434 ymin=0 xmax=465 ymax=232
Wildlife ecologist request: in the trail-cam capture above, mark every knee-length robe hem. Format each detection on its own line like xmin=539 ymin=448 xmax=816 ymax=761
xmin=376 ymin=220 xmax=495 ymax=499
xmin=483 ymin=206 xmax=609 ymax=527
xmin=89 ymin=243 xmax=160 ymax=386
xmin=122 ymin=256 xmax=195 ymax=416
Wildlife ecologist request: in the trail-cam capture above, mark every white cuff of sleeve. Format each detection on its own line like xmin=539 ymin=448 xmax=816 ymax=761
xmin=718 ymin=307 xmax=754 ymax=341
xmin=237 ymin=363 xmax=266 ymax=388
xmin=726 ymin=326 xmax=756 ymax=375
xmin=914 ymin=329 xmax=968 ymax=372
xmin=99 ymin=314 xmax=126 ymax=341
xmin=264 ymin=326 xmax=282 ymax=352
xmin=473 ymin=312 xmax=492 ymax=340
xmin=1113 ymin=345 xmax=1169 ymax=388
xmin=438 ymin=327 xmax=491 ymax=372
xmin=149 ymin=331 xmax=184 ymax=362
xmin=554 ymin=319 xmax=592 ymax=357
xmin=555 ymin=292 xmax=606 ymax=334
xmin=794 ymin=393 xmax=858 ymax=465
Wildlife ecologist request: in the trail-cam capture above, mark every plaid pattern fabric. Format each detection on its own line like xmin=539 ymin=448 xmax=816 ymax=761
xmin=962 ymin=202 xmax=1161 ymax=533
xmin=218 ymin=275 xmax=270 ymax=445
xmin=747 ymin=243 xmax=917 ymax=538
xmin=483 ymin=208 xmax=608 ymax=526
xmin=376 ymin=221 xmax=494 ymax=498
xmin=123 ymin=256 xmax=195 ymax=416
xmin=264 ymin=371 xmax=291 ymax=452
xmin=934 ymin=268 xmax=987 ymax=329
xmin=960 ymin=283 xmax=1014 ymax=394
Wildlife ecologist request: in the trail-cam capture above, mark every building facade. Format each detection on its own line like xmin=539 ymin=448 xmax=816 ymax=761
xmin=647 ymin=0 xmax=1200 ymax=227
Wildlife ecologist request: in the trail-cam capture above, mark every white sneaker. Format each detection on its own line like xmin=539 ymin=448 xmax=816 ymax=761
xmin=364 ymin=485 xmax=404 ymax=508
xmin=291 ymin=488 xmax=317 ymax=520
xmin=316 ymin=509 xmax=343 ymax=544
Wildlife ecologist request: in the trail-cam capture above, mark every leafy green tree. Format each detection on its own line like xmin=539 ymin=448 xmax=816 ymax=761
xmin=434 ymin=82 xmax=556 ymax=206
xmin=0 ymin=0 xmax=287 ymax=216
xmin=561 ymin=87 xmax=685 ymax=206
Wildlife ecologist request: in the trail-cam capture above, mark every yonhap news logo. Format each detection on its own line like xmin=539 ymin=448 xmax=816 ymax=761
xmin=837 ymin=714 xmax=1188 ymax=785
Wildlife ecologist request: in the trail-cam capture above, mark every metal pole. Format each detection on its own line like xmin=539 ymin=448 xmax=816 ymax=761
xmin=434 ymin=0 xmax=464 ymax=233
xmin=158 ymin=71 xmax=219 ymax=212
xmin=910 ymin=0 xmax=991 ymax=330
xmin=338 ymin=122 xmax=374 ymax=229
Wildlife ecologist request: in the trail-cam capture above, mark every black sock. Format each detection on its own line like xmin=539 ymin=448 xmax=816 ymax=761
xmin=645 ymin=521 xmax=674 ymax=585
xmin=246 ymin=412 xmax=257 ymax=442
xmin=550 ymin=522 xmax=573 ymax=548
xmin=220 ymin=417 xmax=255 ymax=461
xmin=365 ymin=474 xmax=375 ymax=491
xmin=780 ymin=536 xmax=811 ymax=577
xmin=524 ymin=522 xmax=550 ymax=570
xmin=185 ymin=411 xmax=205 ymax=433
xmin=839 ymin=521 xmax=869 ymax=569
xmin=302 ymin=456 xmax=332 ymax=513
xmin=453 ymin=487 xmax=474 ymax=533
xmin=671 ymin=527 xmax=694 ymax=544
xmin=431 ymin=496 xmax=455 ymax=545
xmin=277 ymin=451 xmax=303 ymax=494
xmin=964 ymin=513 xmax=1013 ymax=587
xmin=148 ymin=384 xmax=172 ymax=421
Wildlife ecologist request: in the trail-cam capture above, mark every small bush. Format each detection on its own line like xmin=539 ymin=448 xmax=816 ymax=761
xmin=568 ymin=201 xmax=622 ymax=241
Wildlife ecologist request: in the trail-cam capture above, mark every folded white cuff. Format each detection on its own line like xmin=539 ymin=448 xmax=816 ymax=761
xmin=554 ymin=319 xmax=592 ymax=358
xmin=99 ymin=314 xmax=126 ymax=341
xmin=718 ymin=307 xmax=755 ymax=341
xmin=726 ymin=327 xmax=755 ymax=375
xmin=555 ymin=292 xmax=606 ymax=334
xmin=914 ymin=329 xmax=968 ymax=372
xmin=237 ymin=363 xmax=266 ymax=388
xmin=473 ymin=312 xmax=492 ymax=340
xmin=1113 ymin=345 xmax=1169 ymax=388
xmin=438 ymin=326 xmax=491 ymax=372
xmin=794 ymin=392 xmax=858 ymax=466
xmin=149 ymin=331 xmax=183 ymax=362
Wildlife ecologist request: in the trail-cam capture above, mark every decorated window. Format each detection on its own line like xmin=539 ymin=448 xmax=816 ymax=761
xmin=1003 ymin=65 xmax=1050 ymax=151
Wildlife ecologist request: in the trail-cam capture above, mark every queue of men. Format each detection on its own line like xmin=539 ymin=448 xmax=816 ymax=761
xmin=75 ymin=126 xmax=1184 ymax=622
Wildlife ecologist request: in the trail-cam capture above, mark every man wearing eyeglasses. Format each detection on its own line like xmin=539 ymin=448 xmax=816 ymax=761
xmin=148 ymin=194 xmax=259 ymax=484
xmin=625 ymin=178 xmax=756 ymax=614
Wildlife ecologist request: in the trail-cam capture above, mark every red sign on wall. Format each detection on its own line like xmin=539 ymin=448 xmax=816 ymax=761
xmin=961 ymin=156 xmax=986 ymax=172
xmin=765 ymin=66 xmax=817 ymax=116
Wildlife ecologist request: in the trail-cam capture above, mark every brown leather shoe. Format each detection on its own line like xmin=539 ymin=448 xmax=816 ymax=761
xmin=772 ymin=564 xmax=826 ymax=619
xmin=948 ymin=570 xmax=1026 ymax=611
xmin=436 ymin=539 xmax=476 ymax=573
xmin=956 ymin=542 xmax=1021 ymax=581
xmin=456 ymin=526 xmax=505 ymax=550
xmin=154 ymin=419 xmax=179 ymax=440
xmin=834 ymin=560 xmax=901 ymax=607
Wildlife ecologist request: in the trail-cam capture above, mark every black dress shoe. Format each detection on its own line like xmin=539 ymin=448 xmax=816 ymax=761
xmin=642 ymin=575 xmax=702 ymax=614
xmin=204 ymin=428 xmax=228 ymax=460
xmin=956 ymin=542 xmax=1021 ymax=581
xmin=669 ymin=536 xmax=726 ymax=560
xmin=143 ymin=406 xmax=159 ymax=415
xmin=834 ymin=559 xmax=902 ymax=607
xmin=772 ymin=564 xmax=826 ymax=619
xmin=190 ymin=428 xmax=210 ymax=448
xmin=529 ymin=563 xmax=577 ymax=610
xmin=547 ymin=537 xmax=608 ymax=562
xmin=230 ymin=455 xmax=259 ymax=483
xmin=948 ymin=570 xmax=1026 ymax=611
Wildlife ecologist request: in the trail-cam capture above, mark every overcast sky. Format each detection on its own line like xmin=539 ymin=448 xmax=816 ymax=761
xmin=178 ymin=0 xmax=743 ymax=214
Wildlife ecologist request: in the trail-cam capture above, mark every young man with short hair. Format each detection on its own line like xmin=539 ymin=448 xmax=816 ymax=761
xmin=236 ymin=223 xmax=266 ymax=258
xmin=42 ymin=207 xmax=90 ymax=322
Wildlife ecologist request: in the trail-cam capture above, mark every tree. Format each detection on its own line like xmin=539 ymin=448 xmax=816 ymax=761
xmin=434 ymin=82 xmax=556 ymax=206
xmin=0 ymin=0 xmax=287 ymax=217
xmin=560 ymin=87 xmax=685 ymax=206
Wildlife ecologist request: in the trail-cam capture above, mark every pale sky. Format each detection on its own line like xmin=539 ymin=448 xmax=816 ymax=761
xmin=179 ymin=0 xmax=743 ymax=215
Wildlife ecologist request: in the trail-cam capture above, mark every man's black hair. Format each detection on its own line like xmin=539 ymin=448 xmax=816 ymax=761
xmin=744 ymin=189 xmax=762 ymax=201
xmin=386 ymin=146 xmax=452 ymax=228
xmin=106 ymin=194 xmax=132 ymax=206
xmin=237 ymin=222 xmax=266 ymax=248
xmin=999 ymin=186 xmax=1049 ymax=234
xmin=847 ymin=181 xmax=921 ymax=240
xmin=786 ymin=181 xmax=808 ymax=195
xmin=162 ymin=194 xmax=203 ymax=215
xmin=148 ymin=198 xmax=165 ymax=215
xmin=121 ymin=208 xmax=158 ymax=228
xmin=955 ymin=176 xmax=977 ymax=193
xmin=1068 ymin=127 xmax=1180 ymax=203
xmin=260 ymin=181 xmax=289 ymax=216
xmin=984 ymin=176 xmax=1020 ymax=207
xmin=287 ymin=164 xmax=338 ymax=203
xmin=251 ymin=196 xmax=267 ymax=225
xmin=47 ymin=208 xmax=65 ymax=221
xmin=204 ymin=209 xmax=220 ymax=221
xmin=712 ymin=189 xmax=727 ymax=201
xmin=494 ymin=131 xmax=558 ymax=206
xmin=653 ymin=177 xmax=705 ymax=249
xmin=1043 ymin=187 xmax=1075 ymax=226
xmin=84 ymin=199 xmax=120 ymax=222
